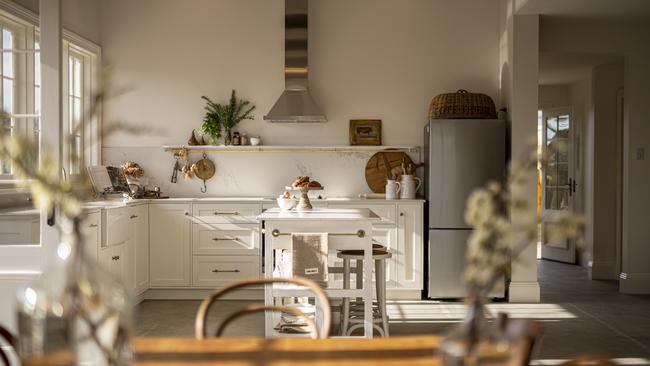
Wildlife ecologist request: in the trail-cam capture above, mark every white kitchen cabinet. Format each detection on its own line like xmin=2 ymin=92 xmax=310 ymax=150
xmin=396 ymin=204 xmax=424 ymax=289
xmin=99 ymin=243 xmax=126 ymax=281
xmin=192 ymin=225 xmax=259 ymax=256
xmin=149 ymin=203 xmax=191 ymax=287
xmin=99 ymin=207 xmax=131 ymax=289
xmin=192 ymin=255 xmax=259 ymax=288
xmin=130 ymin=205 xmax=149 ymax=295
xmin=81 ymin=211 xmax=100 ymax=261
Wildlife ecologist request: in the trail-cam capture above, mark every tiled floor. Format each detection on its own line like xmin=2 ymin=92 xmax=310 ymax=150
xmin=135 ymin=260 xmax=650 ymax=363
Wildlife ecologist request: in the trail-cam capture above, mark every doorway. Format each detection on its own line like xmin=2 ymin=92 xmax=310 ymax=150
xmin=539 ymin=107 xmax=577 ymax=264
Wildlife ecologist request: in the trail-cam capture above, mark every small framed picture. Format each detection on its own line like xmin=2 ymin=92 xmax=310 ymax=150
xmin=349 ymin=119 xmax=382 ymax=146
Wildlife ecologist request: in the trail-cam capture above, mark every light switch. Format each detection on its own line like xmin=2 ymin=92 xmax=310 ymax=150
xmin=637 ymin=147 xmax=645 ymax=160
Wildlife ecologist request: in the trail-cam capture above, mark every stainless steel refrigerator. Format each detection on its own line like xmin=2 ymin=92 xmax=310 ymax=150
xmin=424 ymin=119 xmax=506 ymax=299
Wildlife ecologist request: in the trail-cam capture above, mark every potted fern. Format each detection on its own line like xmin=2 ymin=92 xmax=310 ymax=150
xmin=200 ymin=89 xmax=255 ymax=145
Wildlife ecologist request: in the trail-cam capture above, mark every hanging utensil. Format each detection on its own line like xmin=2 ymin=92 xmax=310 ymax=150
xmin=171 ymin=154 xmax=180 ymax=183
xmin=192 ymin=152 xmax=216 ymax=193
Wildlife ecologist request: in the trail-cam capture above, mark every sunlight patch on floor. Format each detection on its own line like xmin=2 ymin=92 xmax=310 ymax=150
xmin=386 ymin=302 xmax=576 ymax=322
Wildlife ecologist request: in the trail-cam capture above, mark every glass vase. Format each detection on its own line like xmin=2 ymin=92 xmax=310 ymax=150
xmin=440 ymin=297 xmax=512 ymax=366
xmin=16 ymin=217 xmax=133 ymax=366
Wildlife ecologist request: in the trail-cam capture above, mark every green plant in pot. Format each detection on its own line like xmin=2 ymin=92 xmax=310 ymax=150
xmin=200 ymin=90 xmax=255 ymax=145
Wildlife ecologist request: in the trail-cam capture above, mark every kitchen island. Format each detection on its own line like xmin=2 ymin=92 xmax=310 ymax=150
xmin=258 ymin=208 xmax=380 ymax=338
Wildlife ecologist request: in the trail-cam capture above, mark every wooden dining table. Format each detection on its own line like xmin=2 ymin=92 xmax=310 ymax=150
xmin=134 ymin=335 xmax=444 ymax=366
xmin=19 ymin=334 xmax=527 ymax=366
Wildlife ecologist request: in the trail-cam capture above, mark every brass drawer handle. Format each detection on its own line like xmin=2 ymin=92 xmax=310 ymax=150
xmin=211 ymin=269 xmax=240 ymax=273
xmin=112 ymin=255 xmax=120 ymax=261
xmin=212 ymin=237 xmax=239 ymax=241
xmin=130 ymin=214 xmax=138 ymax=219
xmin=89 ymin=223 xmax=98 ymax=228
xmin=271 ymin=229 xmax=365 ymax=238
xmin=213 ymin=211 xmax=240 ymax=216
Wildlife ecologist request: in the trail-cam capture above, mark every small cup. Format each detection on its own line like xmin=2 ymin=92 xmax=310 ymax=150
xmin=250 ymin=137 xmax=261 ymax=146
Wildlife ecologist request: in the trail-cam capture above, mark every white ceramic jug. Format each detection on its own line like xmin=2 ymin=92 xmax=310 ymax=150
xmin=385 ymin=179 xmax=401 ymax=200
xmin=400 ymin=175 xmax=422 ymax=199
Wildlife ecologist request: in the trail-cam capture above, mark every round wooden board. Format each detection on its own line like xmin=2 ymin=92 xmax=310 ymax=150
xmin=365 ymin=151 xmax=414 ymax=193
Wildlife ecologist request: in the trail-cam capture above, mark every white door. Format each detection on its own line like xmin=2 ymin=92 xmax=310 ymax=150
xmin=0 ymin=2 xmax=62 ymax=330
xmin=541 ymin=107 xmax=577 ymax=263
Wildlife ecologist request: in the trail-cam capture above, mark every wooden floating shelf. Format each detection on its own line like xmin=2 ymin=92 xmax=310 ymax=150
xmin=162 ymin=145 xmax=420 ymax=153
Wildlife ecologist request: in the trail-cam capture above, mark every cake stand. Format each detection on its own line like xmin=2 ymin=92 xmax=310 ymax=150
xmin=285 ymin=186 xmax=324 ymax=211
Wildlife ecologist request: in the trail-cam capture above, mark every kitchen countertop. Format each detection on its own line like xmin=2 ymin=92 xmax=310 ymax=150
xmin=0 ymin=196 xmax=425 ymax=217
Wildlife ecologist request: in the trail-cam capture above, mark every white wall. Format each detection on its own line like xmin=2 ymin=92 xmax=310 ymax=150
xmin=538 ymin=84 xmax=569 ymax=109
xmin=99 ymin=0 xmax=501 ymax=197
xmin=589 ymin=61 xmax=623 ymax=279
xmin=540 ymin=18 xmax=650 ymax=293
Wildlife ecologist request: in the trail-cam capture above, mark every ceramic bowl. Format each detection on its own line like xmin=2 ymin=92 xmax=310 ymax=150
xmin=277 ymin=197 xmax=297 ymax=211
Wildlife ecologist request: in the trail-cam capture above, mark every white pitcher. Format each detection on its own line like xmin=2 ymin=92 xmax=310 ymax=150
xmin=385 ymin=179 xmax=401 ymax=200
xmin=399 ymin=175 xmax=422 ymax=199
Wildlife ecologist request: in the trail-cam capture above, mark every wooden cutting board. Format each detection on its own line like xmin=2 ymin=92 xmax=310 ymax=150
xmin=365 ymin=150 xmax=414 ymax=193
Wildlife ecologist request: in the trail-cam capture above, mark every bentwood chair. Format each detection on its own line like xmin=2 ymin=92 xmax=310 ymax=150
xmin=0 ymin=325 xmax=17 ymax=366
xmin=195 ymin=277 xmax=332 ymax=339
xmin=497 ymin=313 xmax=543 ymax=366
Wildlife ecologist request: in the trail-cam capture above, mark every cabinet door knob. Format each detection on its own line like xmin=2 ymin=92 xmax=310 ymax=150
xmin=89 ymin=223 xmax=98 ymax=228
xmin=400 ymin=212 xmax=404 ymax=217
xmin=211 ymin=269 xmax=240 ymax=273
xmin=130 ymin=215 xmax=138 ymax=219
xmin=112 ymin=255 xmax=120 ymax=261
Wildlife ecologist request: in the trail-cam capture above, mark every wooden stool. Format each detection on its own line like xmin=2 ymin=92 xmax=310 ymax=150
xmin=337 ymin=248 xmax=391 ymax=337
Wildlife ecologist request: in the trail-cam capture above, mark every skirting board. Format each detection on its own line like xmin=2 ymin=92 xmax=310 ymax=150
xmin=619 ymin=272 xmax=650 ymax=294
xmin=508 ymin=281 xmax=540 ymax=303
xmin=141 ymin=288 xmax=423 ymax=301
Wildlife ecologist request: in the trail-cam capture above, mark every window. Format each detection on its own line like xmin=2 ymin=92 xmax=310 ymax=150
xmin=63 ymin=42 xmax=97 ymax=176
xmin=0 ymin=6 xmax=100 ymax=181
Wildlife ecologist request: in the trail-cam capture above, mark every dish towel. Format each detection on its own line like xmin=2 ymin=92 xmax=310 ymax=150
xmin=291 ymin=233 xmax=328 ymax=287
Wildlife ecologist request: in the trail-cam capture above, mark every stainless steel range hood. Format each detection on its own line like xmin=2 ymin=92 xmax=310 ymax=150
xmin=264 ymin=0 xmax=326 ymax=123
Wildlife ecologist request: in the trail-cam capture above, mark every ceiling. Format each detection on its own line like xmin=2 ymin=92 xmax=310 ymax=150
xmin=517 ymin=0 xmax=650 ymax=20
xmin=538 ymin=52 xmax=622 ymax=85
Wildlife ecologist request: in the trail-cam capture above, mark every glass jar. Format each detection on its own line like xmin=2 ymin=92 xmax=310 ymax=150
xmin=16 ymin=217 xmax=133 ymax=366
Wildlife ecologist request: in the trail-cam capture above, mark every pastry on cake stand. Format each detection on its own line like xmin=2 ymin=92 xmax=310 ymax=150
xmin=285 ymin=186 xmax=324 ymax=211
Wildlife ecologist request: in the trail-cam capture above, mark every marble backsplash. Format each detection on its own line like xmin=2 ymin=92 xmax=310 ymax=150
xmin=101 ymin=147 xmax=422 ymax=198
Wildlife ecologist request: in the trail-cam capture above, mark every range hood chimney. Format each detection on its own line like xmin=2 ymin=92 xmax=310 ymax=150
xmin=264 ymin=0 xmax=326 ymax=123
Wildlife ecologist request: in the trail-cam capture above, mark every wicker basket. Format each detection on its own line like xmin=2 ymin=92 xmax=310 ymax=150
xmin=428 ymin=89 xmax=497 ymax=119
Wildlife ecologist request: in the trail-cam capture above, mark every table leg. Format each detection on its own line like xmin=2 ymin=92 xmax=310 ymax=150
xmin=264 ymin=231 xmax=274 ymax=338
xmin=363 ymin=240 xmax=373 ymax=338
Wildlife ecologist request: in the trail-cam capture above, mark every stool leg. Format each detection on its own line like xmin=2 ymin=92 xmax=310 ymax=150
xmin=341 ymin=258 xmax=350 ymax=336
xmin=376 ymin=258 xmax=389 ymax=337
xmin=355 ymin=259 xmax=363 ymax=305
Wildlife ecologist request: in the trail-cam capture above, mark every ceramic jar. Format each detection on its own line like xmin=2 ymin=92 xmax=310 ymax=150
xmin=400 ymin=175 xmax=422 ymax=199
xmin=385 ymin=179 xmax=401 ymax=200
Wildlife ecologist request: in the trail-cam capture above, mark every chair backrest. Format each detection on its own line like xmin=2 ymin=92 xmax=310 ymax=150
xmin=0 ymin=325 xmax=17 ymax=366
xmin=497 ymin=313 xmax=543 ymax=366
xmin=195 ymin=277 xmax=331 ymax=339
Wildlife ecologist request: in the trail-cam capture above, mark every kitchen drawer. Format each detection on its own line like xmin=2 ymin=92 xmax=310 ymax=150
xmin=192 ymin=255 xmax=260 ymax=288
xmin=192 ymin=225 xmax=259 ymax=255
xmin=331 ymin=203 xmax=396 ymax=225
xmin=191 ymin=203 xmax=261 ymax=224
xmin=102 ymin=207 xmax=130 ymax=247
